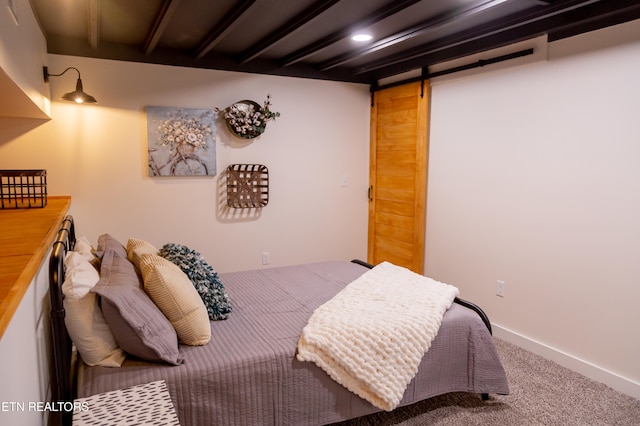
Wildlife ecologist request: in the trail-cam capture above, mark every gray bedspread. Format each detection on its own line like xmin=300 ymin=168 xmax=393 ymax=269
xmin=77 ymin=261 xmax=509 ymax=425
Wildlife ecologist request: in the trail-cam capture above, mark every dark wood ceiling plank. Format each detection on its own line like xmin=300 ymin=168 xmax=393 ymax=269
xmin=194 ymin=0 xmax=257 ymax=59
xmin=32 ymin=0 xmax=640 ymax=85
xmin=547 ymin=0 xmax=640 ymax=41
xmin=317 ymin=0 xmax=518 ymax=71
xmin=144 ymin=0 xmax=182 ymax=55
xmin=351 ymin=0 xmax=601 ymax=75
xmin=87 ymin=0 xmax=99 ymax=49
xmin=237 ymin=0 xmax=341 ymax=64
xmin=279 ymin=0 xmax=422 ymax=67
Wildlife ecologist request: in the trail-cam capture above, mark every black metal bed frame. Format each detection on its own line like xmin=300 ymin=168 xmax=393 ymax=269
xmin=349 ymin=258 xmax=493 ymax=335
xmin=48 ymin=215 xmax=75 ymax=426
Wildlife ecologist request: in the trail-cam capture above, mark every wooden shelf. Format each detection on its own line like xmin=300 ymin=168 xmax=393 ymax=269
xmin=0 ymin=196 xmax=71 ymax=339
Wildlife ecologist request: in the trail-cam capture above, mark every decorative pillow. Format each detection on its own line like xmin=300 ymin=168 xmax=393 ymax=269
xmin=127 ymin=238 xmax=159 ymax=273
xmin=91 ymin=247 xmax=183 ymax=365
xmin=94 ymin=233 xmax=127 ymax=260
xmin=159 ymin=243 xmax=232 ymax=320
xmin=74 ymin=236 xmax=98 ymax=263
xmin=139 ymin=254 xmax=211 ymax=346
xmin=62 ymin=252 xmax=126 ymax=367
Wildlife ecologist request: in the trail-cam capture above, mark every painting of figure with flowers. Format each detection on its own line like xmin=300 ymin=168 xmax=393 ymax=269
xmin=146 ymin=106 xmax=216 ymax=176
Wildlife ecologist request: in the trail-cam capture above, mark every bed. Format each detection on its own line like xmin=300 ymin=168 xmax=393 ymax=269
xmin=48 ymin=216 xmax=509 ymax=426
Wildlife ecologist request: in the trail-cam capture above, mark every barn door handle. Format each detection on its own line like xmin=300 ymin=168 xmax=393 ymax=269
xmin=368 ymin=186 xmax=373 ymax=201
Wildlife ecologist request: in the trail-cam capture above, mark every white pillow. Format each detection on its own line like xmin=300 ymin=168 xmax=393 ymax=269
xmin=62 ymin=252 xmax=126 ymax=367
xmin=74 ymin=236 xmax=97 ymax=263
xmin=63 ymin=251 xmax=98 ymax=298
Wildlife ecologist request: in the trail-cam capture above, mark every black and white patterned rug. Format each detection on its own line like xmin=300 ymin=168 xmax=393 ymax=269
xmin=73 ymin=380 xmax=180 ymax=425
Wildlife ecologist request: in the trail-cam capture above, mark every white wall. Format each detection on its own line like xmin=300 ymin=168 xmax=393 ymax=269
xmin=426 ymin=20 xmax=640 ymax=398
xmin=0 ymin=56 xmax=371 ymax=273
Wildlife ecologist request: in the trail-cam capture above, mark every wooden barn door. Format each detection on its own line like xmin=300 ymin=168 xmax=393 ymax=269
xmin=368 ymin=81 xmax=429 ymax=273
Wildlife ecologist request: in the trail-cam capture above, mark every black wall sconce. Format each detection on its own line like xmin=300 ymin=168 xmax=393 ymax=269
xmin=43 ymin=66 xmax=97 ymax=104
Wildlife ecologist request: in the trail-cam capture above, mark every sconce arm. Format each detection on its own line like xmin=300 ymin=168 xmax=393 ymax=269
xmin=43 ymin=66 xmax=81 ymax=83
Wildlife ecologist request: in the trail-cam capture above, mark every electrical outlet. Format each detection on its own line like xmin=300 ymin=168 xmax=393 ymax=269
xmin=496 ymin=280 xmax=505 ymax=297
xmin=262 ymin=252 xmax=270 ymax=265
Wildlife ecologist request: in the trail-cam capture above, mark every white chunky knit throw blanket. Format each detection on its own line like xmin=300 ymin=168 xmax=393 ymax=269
xmin=296 ymin=261 xmax=459 ymax=411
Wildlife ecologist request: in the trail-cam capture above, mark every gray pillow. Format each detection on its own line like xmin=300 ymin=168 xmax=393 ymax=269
xmin=92 ymin=247 xmax=183 ymax=365
xmin=94 ymin=233 xmax=128 ymax=260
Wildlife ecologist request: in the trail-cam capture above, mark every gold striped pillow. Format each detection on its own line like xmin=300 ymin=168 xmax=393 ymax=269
xmin=139 ymin=253 xmax=211 ymax=346
xmin=127 ymin=238 xmax=159 ymax=273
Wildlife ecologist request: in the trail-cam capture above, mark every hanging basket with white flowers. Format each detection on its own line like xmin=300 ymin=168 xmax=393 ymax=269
xmin=217 ymin=95 xmax=280 ymax=139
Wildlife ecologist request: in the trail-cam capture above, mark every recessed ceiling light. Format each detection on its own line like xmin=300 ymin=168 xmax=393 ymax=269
xmin=352 ymin=34 xmax=373 ymax=42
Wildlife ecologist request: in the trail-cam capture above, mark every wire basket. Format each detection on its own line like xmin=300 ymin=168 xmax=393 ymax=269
xmin=0 ymin=169 xmax=48 ymax=209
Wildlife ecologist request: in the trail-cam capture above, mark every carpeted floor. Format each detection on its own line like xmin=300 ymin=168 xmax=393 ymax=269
xmin=335 ymin=338 xmax=640 ymax=425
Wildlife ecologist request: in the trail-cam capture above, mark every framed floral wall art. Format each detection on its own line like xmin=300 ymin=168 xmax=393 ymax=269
xmin=146 ymin=106 xmax=216 ymax=176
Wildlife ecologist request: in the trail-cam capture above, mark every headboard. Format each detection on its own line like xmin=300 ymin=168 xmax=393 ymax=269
xmin=48 ymin=215 xmax=75 ymax=426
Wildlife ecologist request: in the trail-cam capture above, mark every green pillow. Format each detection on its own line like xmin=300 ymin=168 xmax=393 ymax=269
xmin=159 ymin=243 xmax=232 ymax=320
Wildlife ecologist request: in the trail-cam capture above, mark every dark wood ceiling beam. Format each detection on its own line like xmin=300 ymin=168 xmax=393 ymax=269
xmin=237 ymin=0 xmax=340 ymax=64
xmin=87 ymin=0 xmax=99 ymax=49
xmin=317 ymin=0 xmax=518 ymax=71
xmin=362 ymin=0 xmax=640 ymax=83
xmin=547 ymin=0 xmax=640 ymax=41
xmin=144 ymin=0 xmax=182 ymax=55
xmin=351 ymin=0 xmax=600 ymax=75
xmin=87 ymin=0 xmax=100 ymax=49
xmin=194 ymin=0 xmax=257 ymax=59
xmin=279 ymin=0 xmax=422 ymax=67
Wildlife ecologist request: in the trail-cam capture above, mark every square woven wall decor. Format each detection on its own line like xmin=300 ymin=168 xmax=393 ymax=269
xmin=226 ymin=164 xmax=269 ymax=208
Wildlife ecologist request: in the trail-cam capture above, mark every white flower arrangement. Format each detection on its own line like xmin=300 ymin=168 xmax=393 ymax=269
xmin=218 ymin=95 xmax=280 ymax=139
xmin=156 ymin=109 xmax=212 ymax=154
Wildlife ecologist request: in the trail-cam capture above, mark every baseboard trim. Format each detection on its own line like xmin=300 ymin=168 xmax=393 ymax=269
xmin=493 ymin=324 xmax=640 ymax=400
